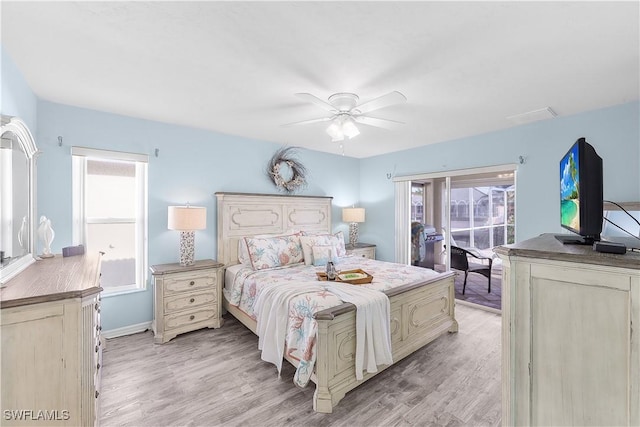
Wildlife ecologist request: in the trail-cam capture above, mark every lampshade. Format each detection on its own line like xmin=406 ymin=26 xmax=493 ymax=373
xmin=326 ymin=116 xmax=360 ymax=142
xmin=168 ymin=206 xmax=207 ymax=231
xmin=342 ymin=118 xmax=360 ymax=139
xmin=342 ymin=207 xmax=365 ymax=223
xmin=326 ymin=121 xmax=343 ymax=141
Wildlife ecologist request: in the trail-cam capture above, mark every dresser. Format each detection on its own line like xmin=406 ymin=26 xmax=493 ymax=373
xmin=0 ymin=254 xmax=103 ymax=426
xmin=151 ymin=259 xmax=224 ymax=344
xmin=495 ymin=234 xmax=640 ymax=427
xmin=345 ymin=242 xmax=376 ymax=260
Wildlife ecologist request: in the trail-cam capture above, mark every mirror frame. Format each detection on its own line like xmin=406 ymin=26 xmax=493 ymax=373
xmin=0 ymin=115 xmax=38 ymax=285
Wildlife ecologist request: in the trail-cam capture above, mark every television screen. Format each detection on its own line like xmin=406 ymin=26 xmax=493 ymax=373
xmin=557 ymin=137 xmax=603 ymax=244
xmin=560 ymin=142 xmax=580 ymax=232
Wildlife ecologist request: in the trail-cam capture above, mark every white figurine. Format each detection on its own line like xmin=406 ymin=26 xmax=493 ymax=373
xmin=38 ymin=215 xmax=55 ymax=258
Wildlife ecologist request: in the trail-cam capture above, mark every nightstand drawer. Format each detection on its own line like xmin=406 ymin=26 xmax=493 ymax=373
xmin=164 ymin=290 xmax=216 ymax=313
xmin=347 ymin=243 xmax=376 ymax=259
xmin=165 ymin=308 xmax=217 ymax=330
xmin=164 ymin=272 xmax=216 ymax=294
xmin=354 ymin=249 xmax=374 ymax=259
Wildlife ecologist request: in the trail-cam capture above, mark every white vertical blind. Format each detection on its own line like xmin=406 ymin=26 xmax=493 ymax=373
xmin=394 ymin=180 xmax=411 ymax=264
xmin=445 ymin=176 xmax=451 ymax=271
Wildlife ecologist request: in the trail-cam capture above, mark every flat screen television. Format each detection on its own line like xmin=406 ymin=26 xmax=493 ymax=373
xmin=558 ymin=137 xmax=603 ymax=244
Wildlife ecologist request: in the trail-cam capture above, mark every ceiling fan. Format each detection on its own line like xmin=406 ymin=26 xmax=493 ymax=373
xmin=283 ymin=91 xmax=407 ymax=142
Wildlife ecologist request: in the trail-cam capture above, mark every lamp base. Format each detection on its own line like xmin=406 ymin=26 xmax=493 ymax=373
xmin=179 ymin=231 xmax=196 ymax=266
xmin=348 ymin=222 xmax=359 ymax=246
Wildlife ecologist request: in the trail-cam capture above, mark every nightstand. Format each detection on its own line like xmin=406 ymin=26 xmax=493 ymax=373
xmin=151 ymin=259 xmax=224 ymax=344
xmin=345 ymin=243 xmax=376 ymax=260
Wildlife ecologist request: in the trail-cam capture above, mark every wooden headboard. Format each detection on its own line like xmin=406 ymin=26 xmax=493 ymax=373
xmin=215 ymin=192 xmax=333 ymax=266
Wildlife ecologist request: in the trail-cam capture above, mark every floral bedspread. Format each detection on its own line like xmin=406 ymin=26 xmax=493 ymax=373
xmin=224 ymin=256 xmax=441 ymax=387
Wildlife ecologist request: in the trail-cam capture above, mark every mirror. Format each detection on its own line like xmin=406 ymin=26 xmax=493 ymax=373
xmin=0 ymin=116 xmax=38 ymax=285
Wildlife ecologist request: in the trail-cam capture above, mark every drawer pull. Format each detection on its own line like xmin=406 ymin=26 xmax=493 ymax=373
xmin=97 ymin=363 xmax=101 ymax=370
xmin=189 ymin=315 xmax=195 ymax=321
xmin=361 ymin=254 xmax=366 ymax=257
xmin=189 ymin=280 xmax=195 ymax=286
xmin=189 ymin=298 xmax=195 ymax=303
xmin=95 ymin=391 xmax=100 ymax=399
xmin=95 ymin=345 xmax=99 ymax=353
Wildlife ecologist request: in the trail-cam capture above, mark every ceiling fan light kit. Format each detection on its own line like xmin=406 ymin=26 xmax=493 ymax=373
xmin=284 ymin=91 xmax=407 ymax=143
xmin=326 ymin=115 xmax=360 ymax=142
xmin=341 ymin=118 xmax=360 ymax=138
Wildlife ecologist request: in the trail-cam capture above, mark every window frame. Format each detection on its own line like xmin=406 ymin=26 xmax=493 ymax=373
xmin=72 ymin=147 xmax=148 ymax=296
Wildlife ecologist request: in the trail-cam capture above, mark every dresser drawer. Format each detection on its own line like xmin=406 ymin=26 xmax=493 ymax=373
xmin=163 ymin=271 xmax=216 ymax=294
xmin=165 ymin=308 xmax=217 ymax=331
xmin=164 ymin=290 xmax=216 ymax=314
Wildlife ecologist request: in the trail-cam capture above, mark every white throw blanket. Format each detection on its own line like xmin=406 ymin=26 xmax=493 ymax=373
xmin=325 ymin=282 xmax=393 ymax=379
xmin=254 ymin=280 xmax=393 ymax=380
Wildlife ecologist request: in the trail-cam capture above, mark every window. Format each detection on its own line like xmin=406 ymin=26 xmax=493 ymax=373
xmin=411 ymin=184 xmax=424 ymax=222
xmin=72 ymin=147 xmax=148 ymax=295
xmin=450 ymin=185 xmax=515 ymax=249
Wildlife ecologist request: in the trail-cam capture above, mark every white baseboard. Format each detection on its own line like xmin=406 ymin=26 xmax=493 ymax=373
xmin=456 ymin=299 xmax=502 ymax=315
xmin=102 ymin=321 xmax=153 ymax=339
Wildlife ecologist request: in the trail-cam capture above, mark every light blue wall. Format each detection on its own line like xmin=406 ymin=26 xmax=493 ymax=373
xmin=4 ymin=47 xmax=639 ymax=331
xmin=1 ymin=46 xmax=37 ymax=131
xmin=35 ymin=100 xmax=361 ymax=331
xmin=359 ymin=101 xmax=640 ymax=261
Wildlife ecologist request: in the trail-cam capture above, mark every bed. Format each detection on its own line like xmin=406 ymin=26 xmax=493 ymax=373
xmin=215 ymin=192 xmax=458 ymax=413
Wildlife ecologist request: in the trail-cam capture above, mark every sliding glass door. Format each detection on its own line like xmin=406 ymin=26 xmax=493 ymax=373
xmin=449 ymin=185 xmax=515 ymax=250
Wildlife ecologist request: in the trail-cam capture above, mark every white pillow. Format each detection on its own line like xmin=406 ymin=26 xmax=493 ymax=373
xmin=311 ymin=244 xmax=337 ymax=267
xmin=300 ymin=232 xmax=346 ymax=266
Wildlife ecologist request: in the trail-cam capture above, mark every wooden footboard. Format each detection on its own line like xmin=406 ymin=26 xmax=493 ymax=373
xmin=222 ymin=271 xmax=457 ymax=413
xmin=312 ymin=271 xmax=457 ymax=413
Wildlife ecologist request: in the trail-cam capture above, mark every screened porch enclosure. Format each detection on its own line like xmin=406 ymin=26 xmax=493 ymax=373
xmin=449 ymin=185 xmax=515 ymax=250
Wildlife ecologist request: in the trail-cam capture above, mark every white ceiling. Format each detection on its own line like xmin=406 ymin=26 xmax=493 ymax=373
xmin=2 ymin=1 xmax=638 ymax=158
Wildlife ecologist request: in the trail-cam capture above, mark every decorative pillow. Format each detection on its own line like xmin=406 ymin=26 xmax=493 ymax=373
xmin=311 ymin=245 xmax=337 ymax=267
xmin=332 ymin=231 xmax=347 ymax=257
xmin=300 ymin=232 xmax=347 ymax=266
xmin=238 ymin=230 xmax=302 ymax=265
xmin=243 ymin=234 xmax=304 ymax=270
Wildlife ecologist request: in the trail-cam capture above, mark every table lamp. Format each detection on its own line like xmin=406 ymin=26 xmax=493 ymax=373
xmin=168 ymin=205 xmax=207 ymax=266
xmin=342 ymin=207 xmax=365 ymax=246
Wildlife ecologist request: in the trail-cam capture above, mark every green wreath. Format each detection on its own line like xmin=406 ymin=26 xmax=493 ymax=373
xmin=267 ymin=147 xmax=307 ymax=193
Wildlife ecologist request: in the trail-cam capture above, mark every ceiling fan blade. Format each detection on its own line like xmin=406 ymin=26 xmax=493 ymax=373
xmin=295 ymin=93 xmax=338 ymax=113
xmin=353 ymin=115 xmax=405 ymax=130
xmin=281 ymin=116 xmax=334 ymax=127
xmin=355 ymin=91 xmax=407 ymax=114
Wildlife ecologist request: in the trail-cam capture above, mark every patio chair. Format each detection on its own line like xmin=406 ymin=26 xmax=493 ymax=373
xmin=450 ymin=245 xmax=493 ymax=294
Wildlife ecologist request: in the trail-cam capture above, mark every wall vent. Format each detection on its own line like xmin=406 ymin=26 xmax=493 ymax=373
xmin=507 ymin=107 xmax=557 ymax=125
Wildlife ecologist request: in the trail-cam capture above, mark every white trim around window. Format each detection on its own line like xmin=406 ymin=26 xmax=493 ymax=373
xmin=72 ymin=147 xmax=148 ymax=295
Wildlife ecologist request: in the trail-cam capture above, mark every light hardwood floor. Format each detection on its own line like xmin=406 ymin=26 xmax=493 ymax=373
xmin=100 ymin=304 xmax=501 ymax=426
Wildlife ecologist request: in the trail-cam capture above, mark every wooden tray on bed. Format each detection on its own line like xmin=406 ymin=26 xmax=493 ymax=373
xmin=316 ymin=269 xmax=373 ymax=285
